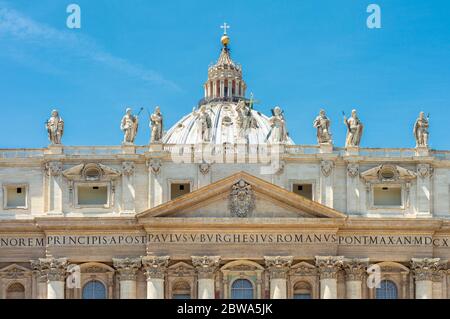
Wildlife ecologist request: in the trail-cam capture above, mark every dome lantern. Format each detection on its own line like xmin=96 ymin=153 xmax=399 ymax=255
xmin=203 ymin=23 xmax=247 ymax=103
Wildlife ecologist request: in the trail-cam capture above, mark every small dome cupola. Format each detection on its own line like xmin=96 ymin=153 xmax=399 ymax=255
xmin=203 ymin=23 xmax=247 ymax=103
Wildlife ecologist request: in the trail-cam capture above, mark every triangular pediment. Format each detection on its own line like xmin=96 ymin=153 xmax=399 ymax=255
xmin=137 ymin=171 xmax=346 ymax=220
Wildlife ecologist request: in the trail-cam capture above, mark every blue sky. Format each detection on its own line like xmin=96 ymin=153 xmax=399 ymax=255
xmin=0 ymin=0 xmax=449 ymax=149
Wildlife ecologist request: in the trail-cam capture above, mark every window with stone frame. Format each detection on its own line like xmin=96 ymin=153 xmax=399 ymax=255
xmin=3 ymin=184 xmax=28 ymax=209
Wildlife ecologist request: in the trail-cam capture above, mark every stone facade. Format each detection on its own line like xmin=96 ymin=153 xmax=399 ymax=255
xmin=1 ymin=32 xmax=450 ymax=300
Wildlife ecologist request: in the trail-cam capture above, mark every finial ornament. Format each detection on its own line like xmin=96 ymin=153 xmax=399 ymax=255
xmin=220 ymin=22 xmax=230 ymax=35
xmin=220 ymin=22 xmax=230 ymax=46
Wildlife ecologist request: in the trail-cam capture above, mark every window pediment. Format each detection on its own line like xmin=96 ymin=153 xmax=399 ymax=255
xmin=63 ymin=163 xmax=121 ymax=182
xmin=360 ymin=164 xmax=416 ymax=183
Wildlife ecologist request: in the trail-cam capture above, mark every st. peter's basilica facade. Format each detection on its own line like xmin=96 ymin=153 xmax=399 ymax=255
xmin=0 ymin=31 xmax=449 ymax=300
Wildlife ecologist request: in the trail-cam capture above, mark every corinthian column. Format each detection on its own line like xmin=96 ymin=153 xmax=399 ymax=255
xmin=192 ymin=256 xmax=220 ymax=299
xmin=31 ymin=260 xmax=48 ymax=299
xmin=113 ymin=257 xmax=141 ymax=299
xmin=33 ymin=257 xmax=68 ymax=299
xmin=142 ymin=256 xmax=170 ymax=299
xmin=315 ymin=256 xmax=344 ymax=299
xmin=411 ymin=258 xmax=447 ymax=299
xmin=343 ymin=258 xmax=369 ymax=299
xmin=264 ymin=256 xmax=293 ymax=299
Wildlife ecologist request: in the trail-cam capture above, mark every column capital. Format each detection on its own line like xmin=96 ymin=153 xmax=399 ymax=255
xmin=411 ymin=258 xmax=447 ymax=281
xmin=192 ymin=256 xmax=220 ymax=279
xmin=142 ymin=256 xmax=170 ymax=280
xmin=315 ymin=256 xmax=344 ymax=280
xmin=264 ymin=256 xmax=293 ymax=279
xmin=113 ymin=257 xmax=141 ymax=281
xmin=32 ymin=257 xmax=68 ymax=282
xmin=343 ymin=258 xmax=369 ymax=281
xmin=44 ymin=161 xmax=63 ymax=176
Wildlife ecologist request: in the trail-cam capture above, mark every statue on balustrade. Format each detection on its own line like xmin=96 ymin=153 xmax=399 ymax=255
xmin=313 ymin=109 xmax=332 ymax=144
xmin=413 ymin=111 xmax=430 ymax=148
xmin=343 ymin=109 xmax=363 ymax=147
xmin=46 ymin=109 xmax=64 ymax=145
xmin=120 ymin=108 xmax=139 ymax=144
xmin=195 ymin=105 xmax=212 ymax=143
xmin=150 ymin=106 xmax=163 ymax=143
xmin=236 ymin=100 xmax=258 ymax=142
xmin=266 ymin=106 xmax=288 ymax=144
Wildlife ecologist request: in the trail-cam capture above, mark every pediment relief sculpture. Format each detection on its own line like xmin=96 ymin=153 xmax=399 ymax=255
xmin=62 ymin=163 xmax=121 ymax=181
xmin=229 ymin=179 xmax=255 ymax=218
xmin=360 ymin=164 xmax=417 ymax=183
xmin=0 ymin=264 xmax=31 ymax=279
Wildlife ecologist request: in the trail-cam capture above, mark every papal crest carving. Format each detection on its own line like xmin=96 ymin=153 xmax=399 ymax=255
xmin=229 ymin=179 xmax=255 ymax=218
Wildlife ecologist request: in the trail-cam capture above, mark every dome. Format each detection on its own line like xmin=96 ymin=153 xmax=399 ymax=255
xmin=162 ymin=27 xmax=293 ymax=146
xmin=162 ymin=101 xmax=294 ymax=145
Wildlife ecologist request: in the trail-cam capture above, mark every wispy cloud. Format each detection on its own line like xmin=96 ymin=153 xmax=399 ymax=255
xmin=0 ymin=4 xmax=180 ymax=90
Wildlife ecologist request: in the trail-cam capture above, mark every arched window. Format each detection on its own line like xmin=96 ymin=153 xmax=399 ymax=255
xmin=6 ymin=283 xmax=25 ymax=299
xmin=172 ymin=280 xmax=191 ymax=299
xmin=376 ymin=280 xmax=398 ymax=299
xmin=293 ymin=281 xmax=312 ymax=299
xmin=231 ymin=279 xmax=254 ymax=299
xmin=82 ymin=280 xmax=106 ymax=299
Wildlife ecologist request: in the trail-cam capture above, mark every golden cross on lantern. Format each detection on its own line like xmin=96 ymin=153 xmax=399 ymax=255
xmin=220 ymin=22 xmax=230 ymax=35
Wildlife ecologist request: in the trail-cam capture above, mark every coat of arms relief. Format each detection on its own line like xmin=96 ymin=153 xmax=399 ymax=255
xmin=229 ymin=179 xmax=255 ymax=218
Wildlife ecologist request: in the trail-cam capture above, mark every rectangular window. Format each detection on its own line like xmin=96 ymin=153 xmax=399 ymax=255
xmin=77 ymin=185 xmax=108 ymax=206
xmin=293 ymin=183 xmax=313 ymax=200
xmin=4 ymin=185 xmax=27 ymax=208
xmin=170 ymin=182 xmax=191 ymax=200
xmin=373 ymin=186 xmax=402 ymax=206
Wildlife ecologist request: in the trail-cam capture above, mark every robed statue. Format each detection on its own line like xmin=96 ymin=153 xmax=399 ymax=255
xmin=120 ymin=108 xmax=139 ymax=144
xmin=266 ymin=106 xmax=288 ymax=143
xmin=343 ymin=109 xmax=363 ymax=147
xmin=46 ymin=109 xmax=64 ymax=145
xmin=413 ymin=111 xmax=429 ymax=148
xmin=236 ymin=100 xmax=258 ymax=142
xmin=313 ymin=109 xmax=332 ymax=144
xmin=195 ymin=105 xmax=212 ymax=143
xmin=150 ymin=106 xmax=163 ymax=143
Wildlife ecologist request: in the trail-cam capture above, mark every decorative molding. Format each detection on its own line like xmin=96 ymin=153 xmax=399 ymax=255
xmin=45 ymin=161 xmax=63 ymax=176
xmin=342 ymin=258 xmax=369 ymax=281
xmin=264 ymin=256 xmax=293 ymax=279
xmin=361 ymin=164 xmax=416 ymax=183
xmin=31 ymin=257 xmax=68 ymax=282
xmin=315 ymin=256 xmax=344 ymax=280
xmin=320 ymin=160 xmax=334 ymax=177
xmin=290 ymin=262 xmax=317 ymax=276
xmin=0 ymin=264 xmax=31 ymax=279
xmin=417 ymin=164 xmax=433 ymax=179
xmin=147 ymin=158 xmax=162 ymax=175
xmin=167 ymin=262 xmax=195 ymax=277
xmin=141 ymin=256 xmax=170 ymax=280
xmin=229 ymin=179 xmax=255 ymax=218
xmin=112 ymin=257 xmax=141 ymax=281
xmin=410 ymin=258 xmax=447 ymax=281
xmin=63 ymin=163 xmax=121 ymax=181
xmin=122 ymin=161 xmax=135 ymax=177
xmin=347 ymin=163 xmax=359 ymax=178
xmin=199 ymin=163 xmax=211 ymax=175
xmin=191 ymin=256 xmax=220 ymax=279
